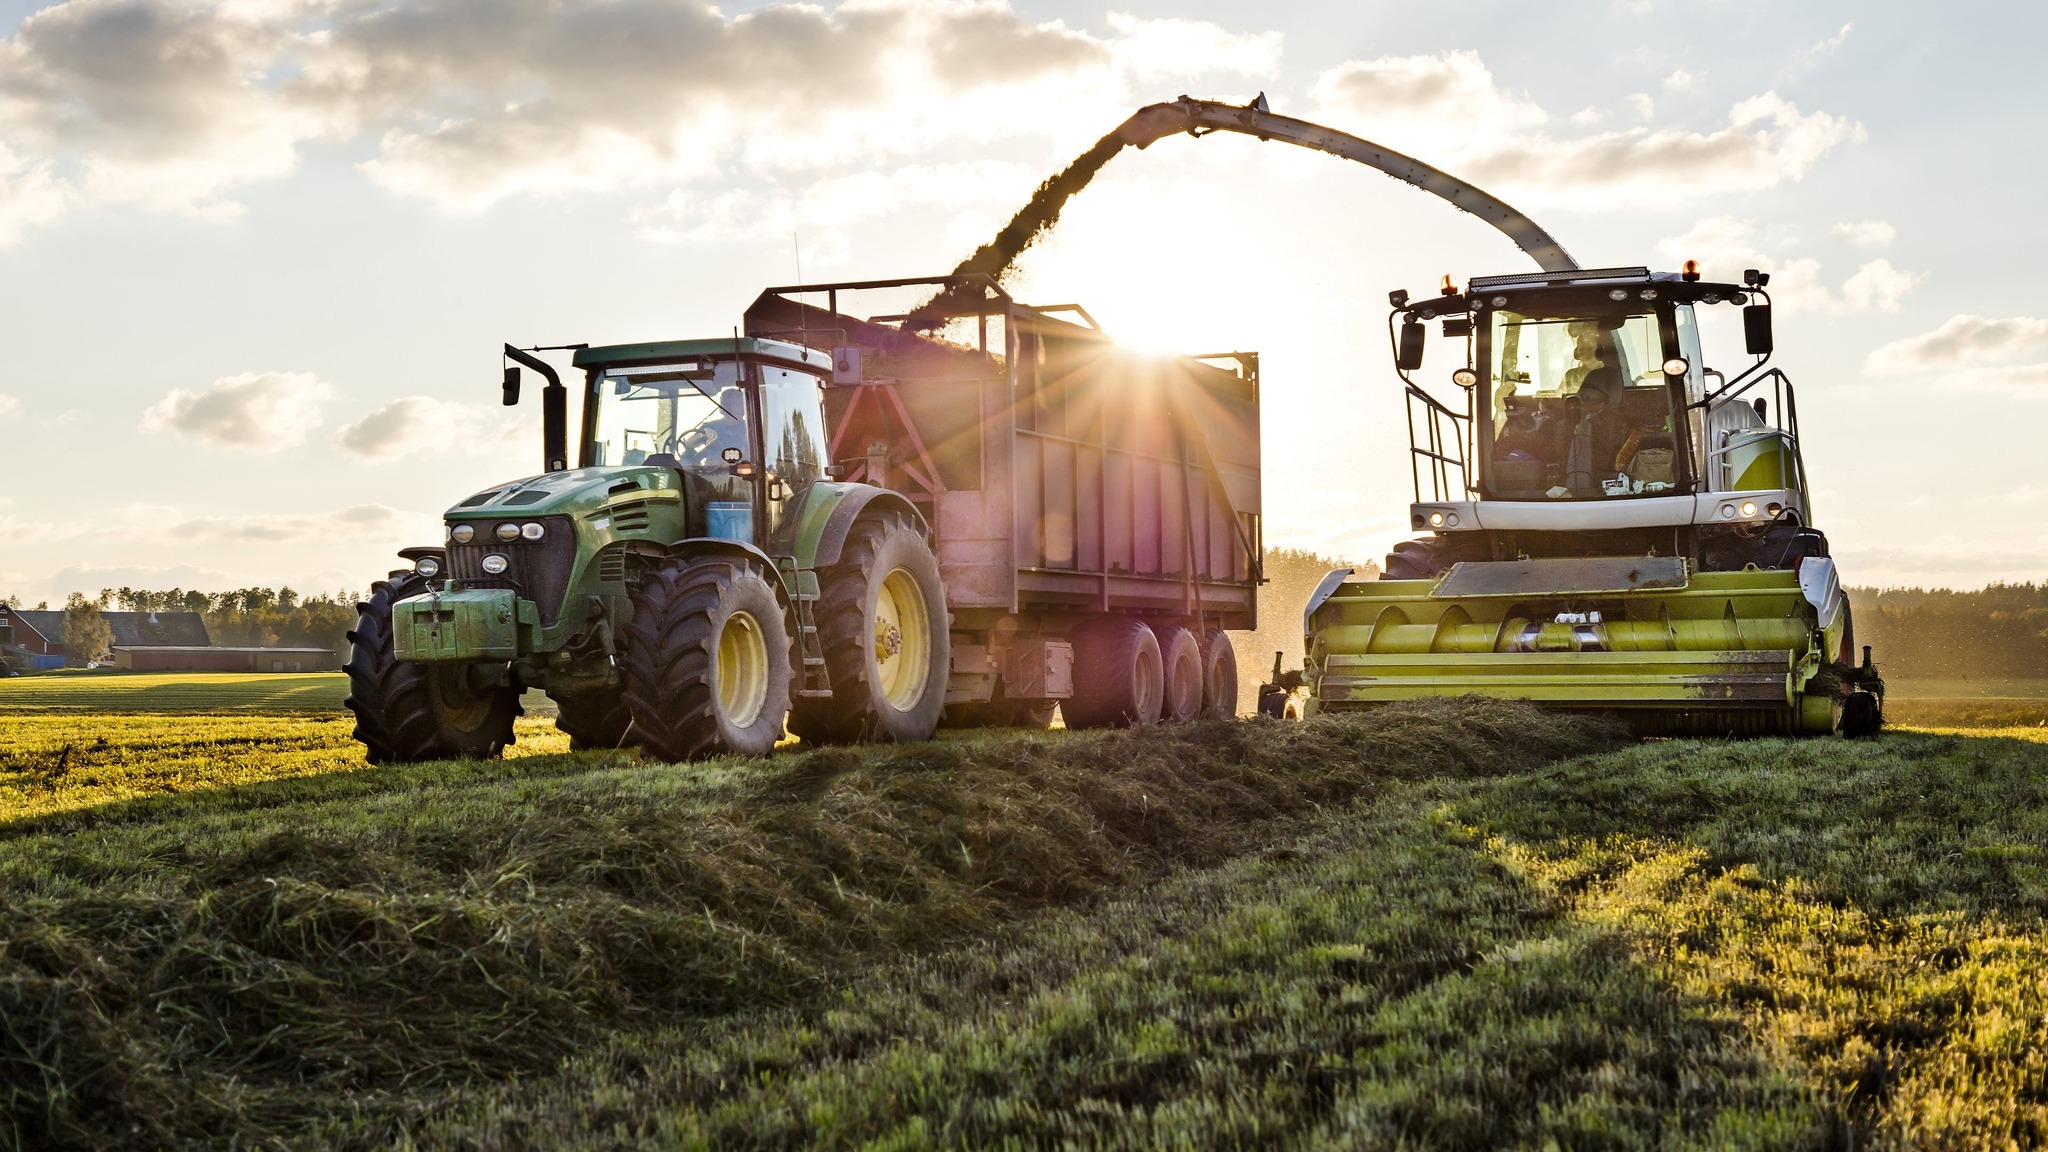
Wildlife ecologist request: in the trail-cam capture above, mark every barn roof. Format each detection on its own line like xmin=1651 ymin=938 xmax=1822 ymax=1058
xmin=6 ymin=610 xmax=212 ymax=647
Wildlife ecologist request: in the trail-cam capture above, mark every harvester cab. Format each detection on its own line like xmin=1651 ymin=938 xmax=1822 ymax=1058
xmin=342 ymin=336 xmax=953 ymax=766
xmin=1300 ymin=264 xmax=1884 ymax=736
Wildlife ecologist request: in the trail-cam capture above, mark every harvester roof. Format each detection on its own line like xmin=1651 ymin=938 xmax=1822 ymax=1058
xmin=1403 ymin=265 xmax=1755 ymax=319
xmin=571 ymin=336 xmax=832 ymax=374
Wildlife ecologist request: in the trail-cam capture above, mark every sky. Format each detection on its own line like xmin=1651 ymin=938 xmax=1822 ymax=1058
xmin=0 ymin=0 xmax=2042 ymax=604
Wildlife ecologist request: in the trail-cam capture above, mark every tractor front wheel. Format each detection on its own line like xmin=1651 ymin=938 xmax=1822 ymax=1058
xmin=344 ymin=571 xmax=521 ymax=764
xmin=790 ymin=513 xmax=950 ymax=745
xmin=620 ymin=559 xmax=792 ymax=761
xmin=553 ymin=690 xmax=635 ymax=751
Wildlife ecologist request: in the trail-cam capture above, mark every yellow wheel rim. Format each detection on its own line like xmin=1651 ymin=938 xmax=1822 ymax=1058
xmin=717 ymin=609 xmax=770 ymax=727
xmin=873 ymin=567 xmax=931 ymax=711
xmin=428 ymin=668 xmax=495 ymax=734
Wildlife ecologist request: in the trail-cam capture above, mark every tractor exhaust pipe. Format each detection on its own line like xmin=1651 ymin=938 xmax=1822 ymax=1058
xmin=502 ymin=344 xmax=569 ymax=473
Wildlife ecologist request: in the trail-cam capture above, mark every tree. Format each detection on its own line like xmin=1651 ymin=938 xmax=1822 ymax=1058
xmin=63 ymin=592 xmax=114 ymax=667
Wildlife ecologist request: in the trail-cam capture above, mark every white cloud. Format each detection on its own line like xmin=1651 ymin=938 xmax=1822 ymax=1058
xmin=168 ymin=503 xmax=403 ymax=542
xmin=1310 ymin=53 xmax=1859 ymax=207
xmin=1626 ymin=93 xmax=1656 ymax=119
xmin=1656 ymin=216 xmax=1919 ymax=314
xmin=1662 ymin=69 xmax=1701 ymax=92
xmin=1841 ymin=258 xmax=1919 ymax=312
xmin=1832 ymin=220 xmax=1896 ymax=249
xmin=1569 ymin=105 xmax=1607 ymax=127
xmin=638 ymin=159 xmax=1037 ymax=250
xmin=1865 ymin=315 xmax=2048 ymax=375
xmin=1791 ymin=23 xmax=1853 ymax=74
xmin=141 ymin=370 xmax=332 ymax=450
xmin=333 ymin=395 xmax=533 ymax=461
xmin=0 ymin=394 xmax=17 ymax=420
xmin=0 ymin=1 xmax=1277 ymax=235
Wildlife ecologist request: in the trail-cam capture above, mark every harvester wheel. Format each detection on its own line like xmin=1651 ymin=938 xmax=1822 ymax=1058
xmin=1152 ymin=624 xmax=1203 ymax=724
xmin=553 ymin=691 xmax=635 ymax=751
xmin=789 ymin=513 xmax=949 ymax=745
xmin=1064 ymin=619 xmax=1164 ymax=729
xmin=344 ymin=571 xmax=521 ymax=764
xmin=621 ymin=559 xmax=792 ymax=761
xmin=1199 ymin=629 xmax=1239 ymax=720
xmin=1840 ymin=691 xmax=1883 ymax=738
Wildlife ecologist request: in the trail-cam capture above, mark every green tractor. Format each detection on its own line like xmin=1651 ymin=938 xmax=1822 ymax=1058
xmin=343 ymin=338 xmax=950 ymax=763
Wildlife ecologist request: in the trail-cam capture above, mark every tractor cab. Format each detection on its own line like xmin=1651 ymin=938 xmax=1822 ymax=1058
xmin=1386 ymin=265 xmax=1808 ymax=567
xmin=571 ymin=337 xmax=831 ymax=551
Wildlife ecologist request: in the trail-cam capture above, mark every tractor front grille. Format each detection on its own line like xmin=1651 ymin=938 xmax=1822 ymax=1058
xmin=447 ymin=516 xmax=577 ymax=625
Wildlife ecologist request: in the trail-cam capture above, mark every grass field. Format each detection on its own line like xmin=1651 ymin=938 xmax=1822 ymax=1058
xmin=8 ymin=676 xmax=2048 ymax=1148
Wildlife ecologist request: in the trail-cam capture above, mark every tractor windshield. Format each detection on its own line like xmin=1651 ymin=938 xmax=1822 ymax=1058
xmin=590 ymin=360 xmax=749 ymax=471
xmin=1482 ymin=307 xmax=1680 ymax=499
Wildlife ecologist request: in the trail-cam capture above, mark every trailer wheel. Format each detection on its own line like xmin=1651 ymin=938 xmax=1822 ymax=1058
xmin=790 ymin=513 xmax=949 ymax=745
xmin=1200 ymin=629 xmax=1239 ymax=720
xmin=621 ymin=559 xmax=791 ymax=761
xmin=1152 ymin=624 xmax=1203 ymax=724
xmin=344 ymin=571 xmax=521 ymax=764
xmin=1064 ymin=619 xmax=1164 ymax=729
xmin=553 ymin=691 xmax=635 ymax=751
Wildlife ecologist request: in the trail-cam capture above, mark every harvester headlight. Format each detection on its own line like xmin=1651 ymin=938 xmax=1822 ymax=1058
xmin=1766 ymin=502 xmax=1784 ymax=518
xmin=450 ymin=523 xmax=475 ymax=544
xmin=1491 ymin=295 xmax=1508 ymax=307
xmin=1445 ymin=513 xmax=1460 ymax=527
xmin=495 ymin=522 xmax=522 ymax=542
xmin=1608 ymin=288 xmax=1629 ymax=301
xmin=1451 ymin=368 xmax=1479 ymax=387
xmin=414 ymin=556 xmax=442 ymax=578
xmin=520 ymin=522 xmax=546 ymax=541
xmin=1740 ymin=500 xmax=1759 ymax=518
xmin=481 ymin=554 xmax=510 ymax=575
xmin=1428 ymin=511 xmax=1445 ymax=527
xmin=1639 ymin=288 xmax=1659 ymax=300
xmin=1720 ymin=504 xmax=1738 ymax=519
xmin=1663 ymin=357 xmax=1689 ymax=377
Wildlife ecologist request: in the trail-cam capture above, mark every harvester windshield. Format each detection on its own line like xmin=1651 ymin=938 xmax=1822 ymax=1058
xmin=1482 ymin=303 xmax=1704 ymax=500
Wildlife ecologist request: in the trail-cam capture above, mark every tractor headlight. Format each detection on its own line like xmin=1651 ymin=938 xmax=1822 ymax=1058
xmin=1740 ymin=500 xmax=1759 ymax=518
xmin=414 ymin=556 xmax=442 ymax=578
xmin=520 ymin=521 xmax=546 ymax=541
xmin=481 ymin=554 xmax=510 ymax=575
xmin=450 ymin=523 xmax=475 ymax=544
xmin=495 ymin=522 xmax=521 ymax=542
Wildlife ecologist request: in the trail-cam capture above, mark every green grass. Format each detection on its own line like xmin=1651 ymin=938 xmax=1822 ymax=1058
xmin=0 ymin=670 xmax=354 ymax=711
xmin=13 ymin=688 xmax=2048 ymax=1148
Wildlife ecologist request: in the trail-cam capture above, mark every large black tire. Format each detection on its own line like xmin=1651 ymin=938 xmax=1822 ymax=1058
xmin=344 ymin=571 xmax=521 ymax=765
xmin=1152 ymin=624 xmax=1202 ymax=725
xmin=620 ymin=559 xmax=792 ymax=762
xmin=1200 ymin=629 xmax=1239 ymax=720
xmin=553 ymin=691 xmax=635 ymax=751
xmin=789 ymin=513 xmax=950 ymax=745
xmin=1064 ymin=618 xmax=1164 ymax=729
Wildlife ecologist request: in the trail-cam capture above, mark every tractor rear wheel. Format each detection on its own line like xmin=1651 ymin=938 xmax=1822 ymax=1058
xmin=1200 ymin=629 xmax=1239 ymax=720
xmin=620 ymin=559 xmax=792 ymax=761
xmin=1064 ymin=619 xmax=1163 ymax=729
xmin=344 ymin=571 xmax=521 ymax=764
xmin=553 ymin=691 xmax=635 ymax=751
xmin=1152 ymin=624 xmax=1202 ymax=724
xmin=789 ymin=513 xmax=949 ymax=745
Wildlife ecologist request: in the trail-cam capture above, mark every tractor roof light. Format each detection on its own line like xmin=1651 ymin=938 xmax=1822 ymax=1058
xmin=495 ymin=522 xmax=522 ymax=542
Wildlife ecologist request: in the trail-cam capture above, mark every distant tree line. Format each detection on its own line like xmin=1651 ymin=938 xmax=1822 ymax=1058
xmin=1850 ymin=584 xmax=2048 ymax=681
xmin=6 ymin=587 xmax=363 ymax=665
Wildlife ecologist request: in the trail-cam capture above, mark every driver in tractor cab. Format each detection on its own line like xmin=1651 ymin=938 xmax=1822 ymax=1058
xmin=675 ymin=386 xmax=748 ymax=468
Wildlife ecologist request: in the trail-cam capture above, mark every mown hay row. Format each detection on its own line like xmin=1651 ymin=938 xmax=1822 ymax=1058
xmin=0 ymin=699 xmax=1611 ymax=1150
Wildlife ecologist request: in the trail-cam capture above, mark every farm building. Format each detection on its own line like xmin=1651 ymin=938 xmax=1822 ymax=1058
xmin=112 ymin=646 xmax=338 ymax=673
xmin=0 ymin=607 xmax=212 ymax=668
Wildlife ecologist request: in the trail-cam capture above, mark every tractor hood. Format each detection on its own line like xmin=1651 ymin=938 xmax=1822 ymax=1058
xmin=440 ymin=466 xmax=683 ymax=522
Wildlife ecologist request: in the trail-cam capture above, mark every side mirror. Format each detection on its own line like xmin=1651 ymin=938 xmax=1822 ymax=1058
xmin=1743 ymin=304 xmax=1774 ymax=356
xmin=502 ymin=365 xmax=521 ymax=406
xmin=1396 ymin=319 xmax=1426 ymax=372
